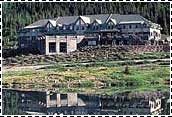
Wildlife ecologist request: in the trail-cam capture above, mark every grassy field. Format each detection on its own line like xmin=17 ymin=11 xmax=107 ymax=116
xmin=3 ymin=59 xmax=170 ymax=95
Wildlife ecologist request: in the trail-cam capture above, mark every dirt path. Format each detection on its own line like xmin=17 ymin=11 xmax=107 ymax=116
xmin=3 ymin=58 xmax=169 ymax=72
xmin=3 ymin=64 xmax=52 ymax=72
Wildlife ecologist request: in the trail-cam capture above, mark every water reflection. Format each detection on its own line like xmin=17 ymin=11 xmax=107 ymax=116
xmin=2 ymin=89 xmax=170 ymax=115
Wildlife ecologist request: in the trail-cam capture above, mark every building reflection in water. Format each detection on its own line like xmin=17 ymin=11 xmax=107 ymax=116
xmin=3 ymin=89 xmax=169 ymax=115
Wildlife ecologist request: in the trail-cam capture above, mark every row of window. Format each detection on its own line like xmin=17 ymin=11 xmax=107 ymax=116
xmin=63 ymin=25 xmax=115 ymax=31
xmin=49 ymin=42 xmax=67 ymax=53
xmin=118 ymin=24 xmax=147 ymax=29
xmin=22 ymin=24 xmax=149 ymax=34
xmin=23 ymin=24 xmax=150 ymax=34
xmin=49 ymin=24 xmax=147 ymax=31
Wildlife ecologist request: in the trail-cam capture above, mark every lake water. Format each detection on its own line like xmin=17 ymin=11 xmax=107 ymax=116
xmin=2 ymin=89 xmax=170 ymax=115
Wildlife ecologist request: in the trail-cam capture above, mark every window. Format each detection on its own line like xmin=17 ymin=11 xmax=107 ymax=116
xmin=123 ymin=25 xmax=126 ymax=29
xmin=66 ymin=26 xmax=70 ymax=30
xmin=93 ymin=25 xmax=98 ymax=30
xmin=49 ymin=42 xmax=56 ymax=53
xmin=59 ymin=26 xmax=63 ymax=30
xmin=61 ymin=94 xmax=67 ymax=106
xmin=129 ymin=25 xmax=132 ymax=29
xmin=76 ymin=26 xmax=79 ymax=30
xmin=60 ymin=42 xmax=67 ymax=53
xmin=82 ymin=26 xmax=85 ymax=30
xmin=50 ymin=93 xmax=57 ymax=100
xmin=108 ymin=25 xmax=112 ymax=29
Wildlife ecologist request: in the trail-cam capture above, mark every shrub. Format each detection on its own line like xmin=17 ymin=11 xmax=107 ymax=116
xmin=124 ymin=66 xmax=130 ymax=74
xmin=81 ymin=80 xmax=94 ymax=87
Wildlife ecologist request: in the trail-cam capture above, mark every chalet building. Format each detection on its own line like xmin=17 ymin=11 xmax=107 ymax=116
xmin=18 ymin=14 xmax=162 ymax=55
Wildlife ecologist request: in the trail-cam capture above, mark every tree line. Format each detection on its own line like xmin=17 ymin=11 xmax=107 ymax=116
xmin=2 ymin=2 xmax=170 ymax=47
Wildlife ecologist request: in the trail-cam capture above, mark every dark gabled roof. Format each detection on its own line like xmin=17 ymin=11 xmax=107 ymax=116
xmin=24 ymin=19 xmax=56 ymax=29
xmin=85 ymin=14 xmax=112 ymax=24
xmin=25 ymin=19 xmax=49 ymax=29
xmin=111 ymin=14 xmax=147 ymax=24
xmin=56 ymin=16 xmax=79 ymax=25
xmin=24 ymin=14 xmax=160 ymax=29
xmin=56 ymin=14 xmax=111 ymax=25
xmin=24 ymin=14 xmax=113 ymax=29
xmin=111 ymin=14 xmax=162 ymax=29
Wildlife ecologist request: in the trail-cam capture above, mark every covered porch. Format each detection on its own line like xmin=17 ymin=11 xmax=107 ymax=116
xmin=84 ymin=29 xmax=121 ymax=46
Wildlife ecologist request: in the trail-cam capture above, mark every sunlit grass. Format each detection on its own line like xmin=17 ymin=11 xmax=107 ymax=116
xmin=3 ymin=60 xmax=170 ymax=94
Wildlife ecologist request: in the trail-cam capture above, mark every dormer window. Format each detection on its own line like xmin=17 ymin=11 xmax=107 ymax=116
xmin=108 ymin=25 xmax=113 ymax=29
xmin=76 ymin=26 xmax=79 ymax=30
xmin=59 ymin=26 xmax=63 ymax=30
xmin=92 ymin=19 xmax=102 ymax=30
xmin=106 ymin=18 xmax=116 ymax=30
xmin=107 ymin=22 xmax=115 ymax=29
xmin=74 ymin=16 xmax=90 ymax=32
xmin=129 ymin=25 xmax=132 ymax=29
xmin=93 ymin=25 xmax=99 ymax=30
xmin=82 ymin=26 xmax=85 ymax=30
